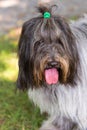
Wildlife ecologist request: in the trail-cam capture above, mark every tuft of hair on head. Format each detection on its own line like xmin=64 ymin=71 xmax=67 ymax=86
xmin=34 ymin=5 xmax=61 ymax=43
xmin=37 ymin=4 xmax=58 ymax=18
xmin=37 ymin=5 xmax=52 ymax=15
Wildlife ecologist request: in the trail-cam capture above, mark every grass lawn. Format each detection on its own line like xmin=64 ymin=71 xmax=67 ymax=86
xmin=0 ymin=30 xmax=45 ymax=130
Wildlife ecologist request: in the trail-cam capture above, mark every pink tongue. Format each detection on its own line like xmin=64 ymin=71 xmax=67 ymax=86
xmin=45 ymin=68 xmax=59 ymax=85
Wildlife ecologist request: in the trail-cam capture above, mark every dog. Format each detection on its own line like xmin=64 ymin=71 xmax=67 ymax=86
xmin=17 ymin=5 xmax=87 ymax=130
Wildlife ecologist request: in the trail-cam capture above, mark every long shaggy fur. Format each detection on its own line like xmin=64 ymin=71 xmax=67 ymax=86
xmin=17 ymin=5 xmax=87 ymax=130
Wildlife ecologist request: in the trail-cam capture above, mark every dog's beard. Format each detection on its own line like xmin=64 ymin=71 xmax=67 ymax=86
xmin=33 ymin=53 xmax=69 ymax=86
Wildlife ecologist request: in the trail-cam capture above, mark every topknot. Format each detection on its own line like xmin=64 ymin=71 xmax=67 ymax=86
xmin=37 ymin=5 xmax=57 ymax=17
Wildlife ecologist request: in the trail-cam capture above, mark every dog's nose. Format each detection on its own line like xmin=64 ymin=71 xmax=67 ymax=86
xmin=48 ymin=61 xmax=58 ymax=67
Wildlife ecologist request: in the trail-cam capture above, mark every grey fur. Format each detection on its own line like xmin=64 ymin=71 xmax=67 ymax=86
xmin=28 ymin=15 xmax=87 ymax=130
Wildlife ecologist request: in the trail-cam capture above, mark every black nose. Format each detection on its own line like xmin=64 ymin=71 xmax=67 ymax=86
xmin=47 ymin=61 xmax=58 ymax=67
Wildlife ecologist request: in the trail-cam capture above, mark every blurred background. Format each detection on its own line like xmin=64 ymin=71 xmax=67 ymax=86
xmin=0 ymin=0 xmax=87 ymax=35
xmin=0 ymin=0 xmax=87 ymax=130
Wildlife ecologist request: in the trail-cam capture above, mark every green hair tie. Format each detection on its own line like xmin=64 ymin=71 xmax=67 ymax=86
xmin=43 ymin=12 xmax=51 ymax=19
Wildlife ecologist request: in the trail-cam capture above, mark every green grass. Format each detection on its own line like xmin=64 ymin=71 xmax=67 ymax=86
xmin=0 ymin=31 xmax=45 ymax=130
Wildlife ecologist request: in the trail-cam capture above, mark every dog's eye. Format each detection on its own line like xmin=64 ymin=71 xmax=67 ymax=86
xmin=57 ymin=39 xmax=63 ymax=47
xmin=34 ymin=40 xmax=43 ymax=51
xmin=34 ymin=41 xmax=40 ymax=51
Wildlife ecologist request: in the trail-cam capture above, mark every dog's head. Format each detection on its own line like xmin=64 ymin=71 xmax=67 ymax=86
xmin=17 ymin=5 xmax=79 ymax=90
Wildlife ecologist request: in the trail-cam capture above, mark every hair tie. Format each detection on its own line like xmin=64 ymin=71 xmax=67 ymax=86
xmin=43 ymin=12 xmax=51 ymax=19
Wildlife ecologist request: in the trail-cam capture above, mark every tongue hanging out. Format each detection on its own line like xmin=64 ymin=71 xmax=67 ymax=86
xmin=45 ymin=68 xmax=59 ymax=85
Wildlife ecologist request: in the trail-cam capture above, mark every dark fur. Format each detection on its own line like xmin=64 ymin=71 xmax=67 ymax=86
xmin=17 ymin=6 xmax=79 ymax=90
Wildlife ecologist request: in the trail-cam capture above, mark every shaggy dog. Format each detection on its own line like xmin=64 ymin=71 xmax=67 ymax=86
xmin=17 ymin=5 xmax=87 ymax=130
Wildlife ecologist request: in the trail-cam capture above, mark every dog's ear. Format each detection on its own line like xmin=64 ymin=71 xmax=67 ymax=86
xmin=17 ymin=19 xmax=36 ymax=90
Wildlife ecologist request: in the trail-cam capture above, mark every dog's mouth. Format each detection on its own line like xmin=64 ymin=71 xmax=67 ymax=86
xmin=44 ymin=68 xmax=59 ymax=85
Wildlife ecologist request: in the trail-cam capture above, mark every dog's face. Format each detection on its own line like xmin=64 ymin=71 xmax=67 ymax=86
xmin=17 ymin=6 xmax=79 ymax=90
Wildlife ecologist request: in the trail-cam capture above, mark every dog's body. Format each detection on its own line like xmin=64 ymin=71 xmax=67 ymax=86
xmin=17 ymin=5 xmax=87 ymax=130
